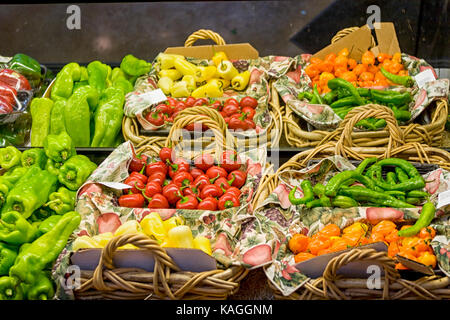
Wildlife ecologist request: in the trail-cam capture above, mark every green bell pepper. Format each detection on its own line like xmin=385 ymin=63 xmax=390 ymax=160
xmin=58 ymin=155 xmax=97 ymax=191
xmin=9 ymin=211 xmax=81 ymax=285
xmin=36 ymin=215 xmax=63 ymax=237
xmin=30 ymin=98 xmax=54 ymax=147
xmin=43 ymin=131 xmax=76 ymax=163
xmin=22 ymin=271 xmax=55 ymax=300
xmin=80 ymin=66 xmax=89 ymax=81
xmin=20 ymin=148 xmax=47 ymax=169
xmin=0 ymin=242 xmax=18 ymax=276
xmin=87 ymin=60 xmax=110 ymax=95
xmin=50 ymin=62 xmax=81 ymax=101
xmin=0 ymin=146 xmax=21 ymax=170
xmin=91 ymin=87 xmax=125 ymax=147
xmin=0 ymin=167 xmax=29 ymax=209
xmin=1 ymin=166 xmax=58 ymax=219
xmin=8 ymin=53 xmax=42 ymax=88
xmin=45 ymin=158 xmax=63 ymax=177
xmin=120 ymin=54 xmax=151 ymax=77
xmin=49 ymin=99 xmax=67 ymax=135
xmin=45 ymin=187 xmax=76 ymax=215
xmin=0 ymin=211 xmax=37 ymax=245
xmin=0 ymin=276 xmax=23 ymax=300
xmin=64 ymin=85 xmax=99 ymax=147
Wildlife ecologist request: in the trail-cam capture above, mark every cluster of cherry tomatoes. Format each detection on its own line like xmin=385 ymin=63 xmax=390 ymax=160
xmin=118 ymin=147 xmax=248 ymax=211
xmin=144 ymin=95 xmax=258 ymax=131
xmin=289 ymin=221 xmax=437 ymax=269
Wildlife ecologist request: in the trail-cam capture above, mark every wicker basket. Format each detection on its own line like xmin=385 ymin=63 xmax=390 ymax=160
xmin=122 ymin=29 xmax=282 ymax=152
xmin=282 ymin=26 xmax=448 ymax=148
xmin=74 ymin=233 xmax=249 ymax=300
xmin=251 ymin=138 xmax=450 ymax=300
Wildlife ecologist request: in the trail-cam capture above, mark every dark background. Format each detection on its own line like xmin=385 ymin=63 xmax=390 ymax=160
xmin=0 ymin=0 xmax=448 ymax=67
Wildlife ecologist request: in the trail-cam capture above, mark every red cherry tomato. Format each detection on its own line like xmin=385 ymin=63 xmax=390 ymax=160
xmin=193 ymin=174 xmax=211 ymax=190
xmin=146 ymin=161 xmax=168 ymax=177
xmin=147 ymin=193 xmax=170 ymax=209
xmin=172 ymin=171 xmax=194 ymax=187
xmin=168 ymin=158 xmax=190 ymax=178
xmin=185 ymin=96 xmax=197 ymax=107
xmin=209 ymin=101 xmax=222 ymax=111
xmin=154 ymin=103 xmax=173 ymax=116
xmin=206 ymin=166 xmax=228 ymax=180
xmin=225 ymin=187 xmax=242 ymax=199
xmin=119 ymin=193 xmax=145 ymax=208
xmin=222 ymin=103 xmax=240 ymax=117
xmin=239 ymin=96 xmax=258 ymax=109
xmin=176 ymin=195 xmax=199 ymax=210
xmin=197 ymin=197 xmax=218 ymax=211
xmin=218 ymin=193 xmax=240 ymax=210
xmin=194 ymin=153 xmax=215 ymax=171
xmin=200 ymin=184 xmax=224 ymax=199
xmin=228 ymin=170 xmax=247 ymax=189
xmin=193 ymin=98 xmax=209 ymax=107
xmin=148 ymin=171 xmax=166 ymax=186
xmin=241 ymin=106 xmax=256 ymax=120
xmin=225 ymin=98 xmax=239 ymax=107
xmin=162 ymin=183 xmax=182 ymax=204
xmin=166 ymin=97 xmax=178 ymax=107
xmin=159 ymin=147 xmax=174 ymax=164
xmin=145 ymin=110 xmax=165 ymax=126
xmin=220 ymin=150 xmax=242 ymax=172
xmin=190 ymin=168 xmax=204 ymax=180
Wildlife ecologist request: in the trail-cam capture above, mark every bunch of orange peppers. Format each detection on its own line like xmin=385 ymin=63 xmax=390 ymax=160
xmin=289 ymin=220 xmax=437 ymax=270
xmin=304 ymin=48 xmax=409 ymax=93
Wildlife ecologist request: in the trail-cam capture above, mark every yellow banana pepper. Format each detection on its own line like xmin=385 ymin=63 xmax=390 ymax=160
xmin=114 ymin=220 xmax=142 ymax=237
xmin=208 ymin=78 xmax=230 ymax=89
xmin=157 ymin=53 xmax=186 ymax=70
xmin=212 ymin=51 xmax=228 ymax=67
xmin=92 ymin=232 xmax=114 ymax=247
xmin=163 ymin=216 xmax=184 ymax=233
xmin=170 ymin=80 xmax=190 ymax=98
xmin=158 ymin=69 xmax=182 ymax=81
xmin=167 ymin=225 xmax=195 ymax=249
xmin=72 ymin=235 xmax=100 ymax=251
xmin=182 ymin=75 xmax=197 ymax=91
xmin=158 ymin=76 xmax=173 ymax=95
xmin=217 ymin=60 xmax=239 ymax=80
xmin=173 ymin=58 xmax=199 ymax=76
xmin=191 ymin=84 xmax=208 ymax=98
xmin=195 ymin=66 xmax=217 ymax=83
xmin=231 ymin=70 xmax=250 ymax=91
xmin=193 ymin=236 xmax=212 ymax=255
xmin=140 ymin=212 xmax=167 ymax=243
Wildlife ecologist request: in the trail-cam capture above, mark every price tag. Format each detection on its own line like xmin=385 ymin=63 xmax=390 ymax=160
xmin=414 ymin=69 xmax=436 ymax=88
xmin=139 ymin=88 xmax=167 ymax=106
xmin=437 ymin=190 xmax=450 ymax=209
xmin=98 ymin=182 xmax=132 ymax=190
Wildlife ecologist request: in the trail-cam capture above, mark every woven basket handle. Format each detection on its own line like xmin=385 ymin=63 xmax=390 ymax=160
xmin=184 ymin=29 xmax=226 ymax=47
xmin=91 ymin=233 xmax=181 ymax=297
xmin=321 ymin=247 xmax=400 ymax=299
xmin=331 ymin=26 xmax=376 ymax=48
xmin=165 ymin=105 xmax=237 ymax=160
xmin=334 ymin=104 xmax=404 ymax=157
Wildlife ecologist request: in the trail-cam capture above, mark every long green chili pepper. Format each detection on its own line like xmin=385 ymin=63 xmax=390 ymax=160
xmin=395 ymin=167 xmax=409 ymax=183
xmin=398 ymin=202 xmax=435 ymax=237
xmin=380 ymin=67 xmax=414 ymax=88
xmin=407 ymin=190 xmax=429 ymax=198
xmin=312 ymin=84 xmax=323 ymax=104
xmin=406 ymin=197 xmax=422 ymax=205
xmin=312 ymin=183 xmax=325 ymax=197
xmin=331 ymin=195 xmax=358 ymax=208
xmin=325 ymin=170 xmax=380 ymax=197
xmin=306 ymin=195 xmax=331 ymax=208
xmin=288 ymin=180 xmax=314 ymax=205
xmin=328 ymin=78 xmax=365 ymax=105
xmin=386 ymin=171 xmax=398 ymax=185
xmin=338 ymin=186 xmax=415 ymax=208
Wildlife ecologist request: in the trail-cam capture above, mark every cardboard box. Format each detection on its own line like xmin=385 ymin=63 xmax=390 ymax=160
xmin=313 ymin=22 xmax=401 ymax=61
xmin=71 ymin=247 xmax=217 ymax=273
xmin=164 ymin=43 xmax=259 ymax=60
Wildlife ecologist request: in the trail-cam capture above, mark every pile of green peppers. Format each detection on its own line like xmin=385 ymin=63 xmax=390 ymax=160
xmin=289 ymin=157 xmax=432 ymax=209
xmin=30 ymin=54 xmax=152 ymax=148
xmin=298 ymin=77 xmax=413 ymax=130
xmin=0 ymin=133 xmax=96 ymax=300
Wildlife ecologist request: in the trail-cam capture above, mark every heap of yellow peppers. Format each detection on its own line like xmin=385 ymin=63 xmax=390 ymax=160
xmin=156 ymin=51 xmax=250 ymax=98
xmin=72 ymin=212 xmax=212 ymax=255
